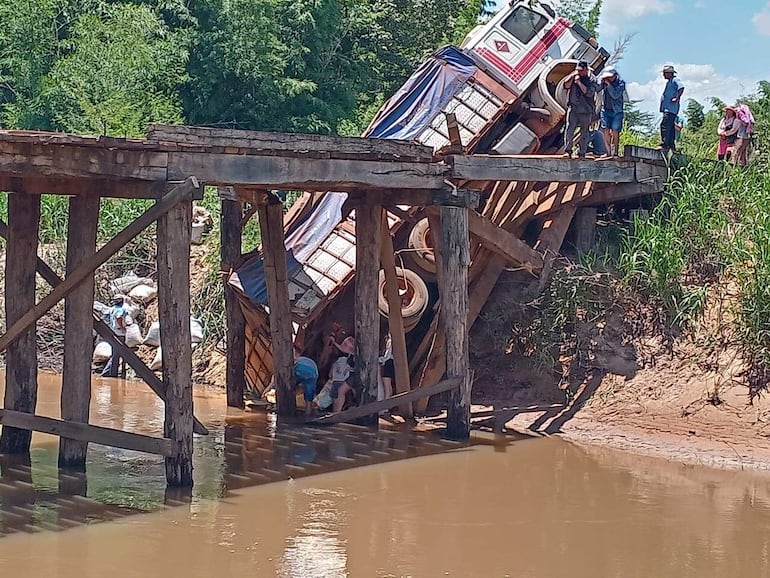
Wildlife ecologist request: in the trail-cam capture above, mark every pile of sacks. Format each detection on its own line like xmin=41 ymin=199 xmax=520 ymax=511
xmin=92 ymin=271 xmax=204 ymax=373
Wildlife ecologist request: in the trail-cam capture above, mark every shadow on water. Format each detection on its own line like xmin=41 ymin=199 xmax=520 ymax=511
xmin=0 ymin=407 xmax=502 ymax=538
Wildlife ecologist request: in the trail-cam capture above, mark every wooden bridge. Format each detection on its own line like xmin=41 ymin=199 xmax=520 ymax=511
xmin=0 ymin=125 xmax=667 ymax=486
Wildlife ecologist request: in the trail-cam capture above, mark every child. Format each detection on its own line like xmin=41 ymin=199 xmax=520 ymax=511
xmin=329 ymin=336 xmax=356 ymax=413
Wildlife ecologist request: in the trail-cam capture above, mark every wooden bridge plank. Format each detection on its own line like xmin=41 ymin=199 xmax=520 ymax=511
xmin=148 ymin=124 xmax=434 ymax=161
xmin=168 ymin=152 xmax=449 ymax=192
xmin=0 ymin=409 xmax=178 ymax=457
xmin=447 ymin=154 xmax=637 ymax=183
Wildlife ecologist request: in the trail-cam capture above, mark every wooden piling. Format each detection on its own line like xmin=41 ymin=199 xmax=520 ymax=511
xmin=157 ymin=195 xmax=194 ymax=486
xmin=379 ymin=209 xmax=412 ymax=417
xmin=257 ymin=199 xmax=296 ymax=417
xmin=355 ymin=203 xmax=382 ymax=425
xmin=220 ymin=194 xmax=246 ymax=408
xmin=574 ymin=207 xmax=597 ymax=254
xmin=437 ymin=207 xmax=471 ymax=439
xmin=0 ymin=193 xmax=41 ymax=454
xmin=59 ymin=194 xmax=100 ymax=469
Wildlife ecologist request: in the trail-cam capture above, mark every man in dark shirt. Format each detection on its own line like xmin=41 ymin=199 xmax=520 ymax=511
xmin=563 ymin=61 xmax=601 ymax=159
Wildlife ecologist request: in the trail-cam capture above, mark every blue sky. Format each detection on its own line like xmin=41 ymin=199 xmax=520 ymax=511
xmin=492 ymin=1 xmax=770 ymax=114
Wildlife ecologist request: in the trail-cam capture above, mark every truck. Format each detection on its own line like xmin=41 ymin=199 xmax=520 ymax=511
xmin=230 ymin=0 xmax=611 ymax=395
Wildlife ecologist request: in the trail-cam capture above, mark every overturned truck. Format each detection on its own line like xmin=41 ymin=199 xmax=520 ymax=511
xmin=228 ymin=0 xmax=611 ymax=401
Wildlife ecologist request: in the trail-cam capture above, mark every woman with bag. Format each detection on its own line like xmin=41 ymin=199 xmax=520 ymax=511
xmin=717 ymin=105 xmax=740 ymax=161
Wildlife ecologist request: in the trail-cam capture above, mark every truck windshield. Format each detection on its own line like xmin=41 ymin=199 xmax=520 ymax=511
xmin=500 ymin=6 xmax=547 ymax=45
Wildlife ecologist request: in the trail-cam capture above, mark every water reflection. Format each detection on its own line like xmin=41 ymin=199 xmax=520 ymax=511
xmin=3 ymin=374 xmax=770 ymax=577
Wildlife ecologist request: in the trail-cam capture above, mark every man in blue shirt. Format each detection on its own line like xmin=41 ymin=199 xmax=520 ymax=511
xmin=659 ymin=65 xmax=685 ymax=153
xmin=600 ymin=68 xmax=626 ymax=157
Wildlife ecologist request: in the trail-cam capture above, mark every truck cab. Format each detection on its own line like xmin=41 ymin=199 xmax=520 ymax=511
xmin=462 ymin=0 xmax=603 ymax=99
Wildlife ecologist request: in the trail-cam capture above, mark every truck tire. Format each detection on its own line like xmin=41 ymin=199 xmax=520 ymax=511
xmin=407 ymin=218 xmax=437 ymax=275
xmin=377 ymin=267 xmax=429 ymax=333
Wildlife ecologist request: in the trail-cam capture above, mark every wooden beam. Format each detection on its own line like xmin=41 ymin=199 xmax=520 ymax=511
xmin=447 ymin=154 xmax=637 ymax=183
xmin=0 ymin=220 xmax=209 ymax=437
xmin=310 ymin=378 xmax=461 ymax=425
xmin=535 ymin=206 xmax=578 ymax=290
xmin=0 ymin=193 xmax=40 ymax=454
xmin=586 ymin=181 xmax=662 ymax=206
xmin=426 ymin=207 xmax=543 ymax=272
xmin=0 ymin=176 xmax=167 ymax=199
xmin=354 ymin=202 xmax=382 ymax=425
xmin=257 ymin=201 xmax=296 ymax=417
xmin=0 ymin=177 xmax=199 ymax=354
xmin=59 ymin=194 xmax=99 ymax=469
xmin=535 ymin=206 xmax=578 ymax=255
xmin=167 ymin=152 xmax=449 ymax=192
xmin=221 ymin=195 xmax=246 ymax=409
xmin=0 ymin=140 xmax=168 ymax=181
xmin=0 ymin=409 xmax=178 ymax=457
xmin=573 ymin=207 xmax=597 ymax=254
xmin=437 ymin=207 xmax=471 ymax=439
xmin=157 ymin=196 xmax=194 ymax=486
xmin=346 ymin=188 xmax=480 ymax=208
xmin=148 ymin=124 xmax=434 ymax=162
xmin=379 ymin=209 xmax=412 ymax=417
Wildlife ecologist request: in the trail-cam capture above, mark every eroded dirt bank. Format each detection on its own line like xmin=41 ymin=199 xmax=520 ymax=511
xmin=468 ymin=268 xmax=770 ymax=472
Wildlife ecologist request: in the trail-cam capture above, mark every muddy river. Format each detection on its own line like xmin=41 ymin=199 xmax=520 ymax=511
xmin=0 ymin=372 xmax=769 ymax=577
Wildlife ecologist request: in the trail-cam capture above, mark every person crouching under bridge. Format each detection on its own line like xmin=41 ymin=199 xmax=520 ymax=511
xmin=563 ymin=61 xmax=601 ymax=159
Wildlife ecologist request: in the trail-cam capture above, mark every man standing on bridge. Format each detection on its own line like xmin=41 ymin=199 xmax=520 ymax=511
xmin=563 ymin=61 xmax=601 ymax=159
xmin=659 ymin=65 xmax=685 ymax=153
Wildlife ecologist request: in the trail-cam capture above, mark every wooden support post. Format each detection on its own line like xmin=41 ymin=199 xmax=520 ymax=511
xmin=573 ymin=207 xmax=597 ymax=254
xmin=256 ymin=200 xmax=296 ymax=417
xmin=379 ymin=209 xmax=412 ymax=417
xmin=437 ymin=207 xmax=471 ymax=439
xmin=221 ymin=194 xmax=246 ymax=408
xmin=59 ymin=194 xmax=99 ymax=469
xmin=158 ymin=196 xmax=194 ymax=486
xmin=355 ymin=202 xmax=382 ymax=425
xmin=0 ymin=194 xmax=40 ymax=454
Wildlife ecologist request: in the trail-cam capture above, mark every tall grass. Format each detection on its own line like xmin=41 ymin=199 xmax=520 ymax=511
xmin=617 ymin=157 xmax=770 ymax=394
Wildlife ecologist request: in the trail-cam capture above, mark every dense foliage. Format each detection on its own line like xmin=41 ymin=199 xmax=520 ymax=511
xmin=0 ymin=0 xmax=487 ymax=137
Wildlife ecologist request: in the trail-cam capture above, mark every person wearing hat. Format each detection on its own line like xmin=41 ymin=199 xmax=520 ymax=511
xmin=659 ymin=65 xmax=685 ymax=153
xmin=101 ymin=294 xmax=127 ymax=378
xmin=563 ymin=60 xmax=602 ymax=159
xmin=600 ymin=67 xmax=626 ymax=157
xmin=717 ymin=105 xmax=740 ymax=161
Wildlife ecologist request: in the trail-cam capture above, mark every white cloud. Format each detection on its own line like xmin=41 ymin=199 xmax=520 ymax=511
xmin=694 ymin=1 xmax=705 ymax=8
xmin=626 ymin=62 xmax=757 ymax=115
xmin=599 ymin=0 xmax=675 ymax=36
xmin=754 ymin=3 xmax=770 ymax=36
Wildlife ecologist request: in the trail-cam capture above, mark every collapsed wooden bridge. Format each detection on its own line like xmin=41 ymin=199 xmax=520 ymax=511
xmin=0 ymin=125 xmax=667 ymax=486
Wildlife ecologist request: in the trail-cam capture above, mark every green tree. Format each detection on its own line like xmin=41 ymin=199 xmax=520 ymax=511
xmin=685 ymin=99 xmax=705 ymax=132
xmin=43 ymin=3 xmax=189 ymax=137
xmin=558 ymin=0 xmax=602 ymax=37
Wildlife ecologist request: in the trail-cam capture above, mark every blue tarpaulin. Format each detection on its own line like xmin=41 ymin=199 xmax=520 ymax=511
xmin=233 ymin=46 xmax=478 ymax=306
xmin=365 ymin=47 xmax=478 ymax=140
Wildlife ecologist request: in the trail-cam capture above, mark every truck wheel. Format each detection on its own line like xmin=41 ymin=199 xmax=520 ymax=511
xmin=407 ymin=218 xmax=437 ymax=275
xmin=377 ymin=267 xmax=429 ymax=332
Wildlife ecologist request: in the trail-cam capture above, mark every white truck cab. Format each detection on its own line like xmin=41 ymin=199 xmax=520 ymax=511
xmin=462 ymin=0 xmax=603 ymax=97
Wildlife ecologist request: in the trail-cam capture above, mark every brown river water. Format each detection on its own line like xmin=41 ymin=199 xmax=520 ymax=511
xmin=0 ymin=372 xmax=770 ymax=577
